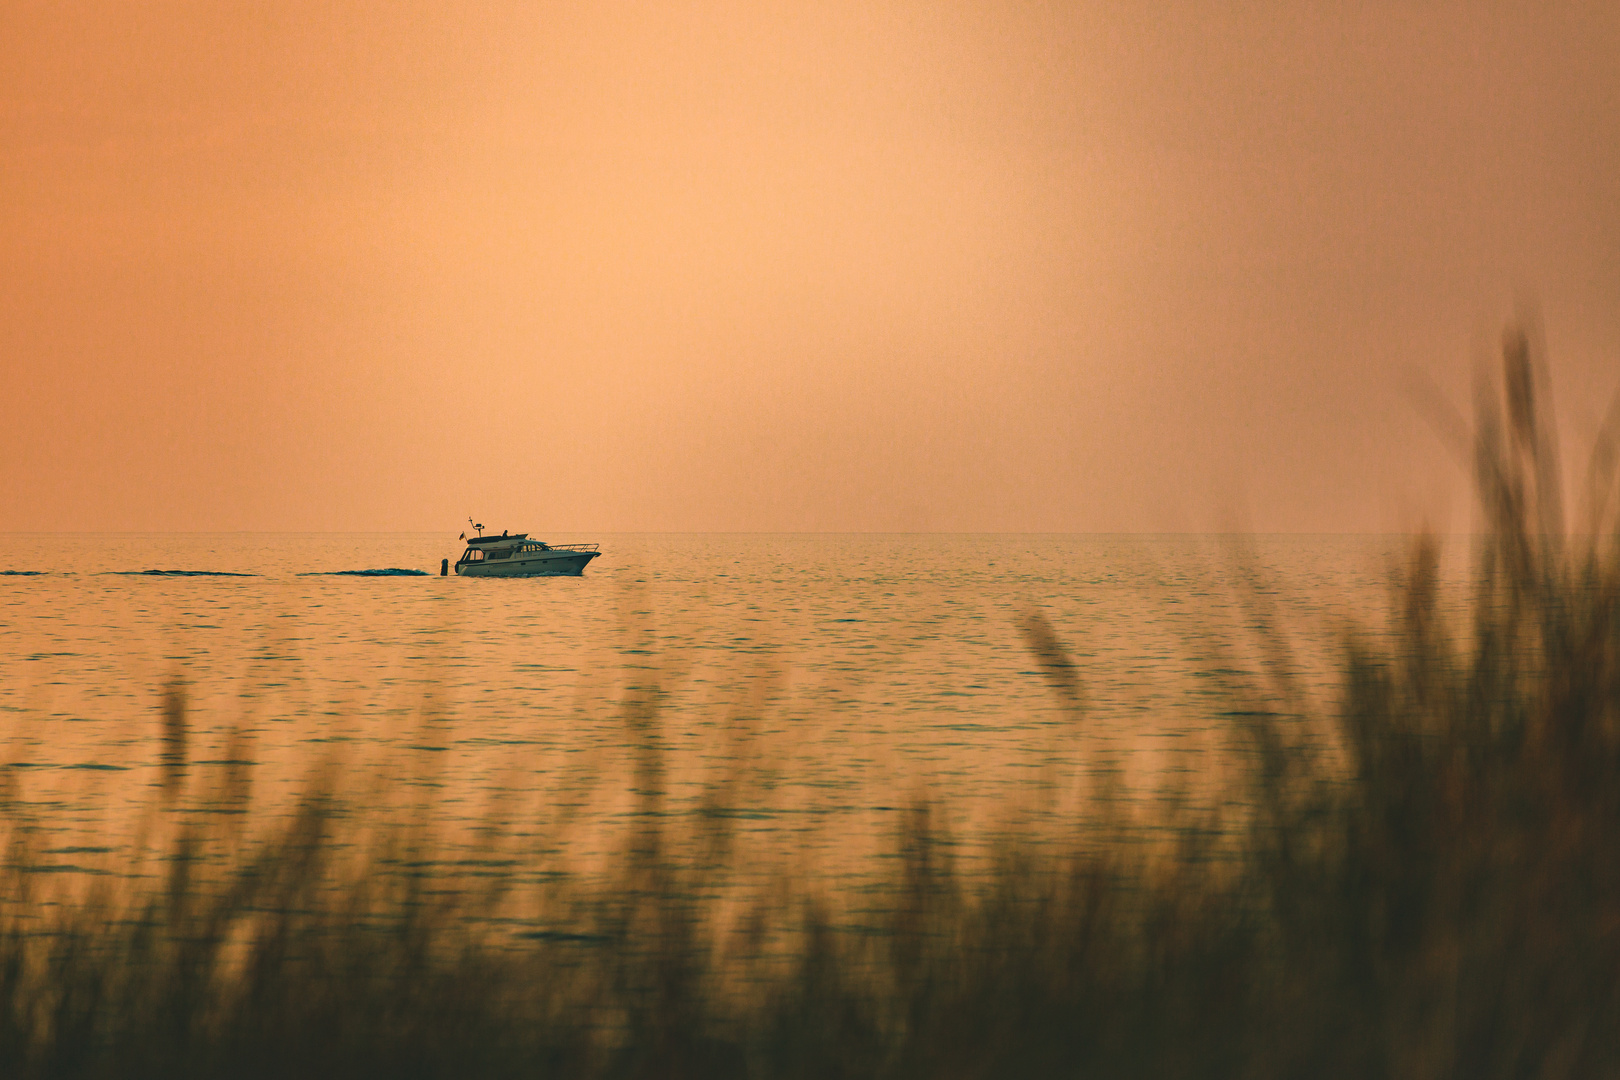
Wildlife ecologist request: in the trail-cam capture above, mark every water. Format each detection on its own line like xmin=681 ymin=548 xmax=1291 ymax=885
xmin=0 ymin=532 xmax=1435 ymax=926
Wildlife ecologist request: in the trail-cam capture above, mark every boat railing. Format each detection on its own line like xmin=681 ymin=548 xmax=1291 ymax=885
xmin=543 ymin=543 xmax=600 ymax=553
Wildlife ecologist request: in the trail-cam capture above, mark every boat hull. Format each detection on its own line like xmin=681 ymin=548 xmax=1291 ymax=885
xmin=455 ymin=550 xmax=600 ymax=577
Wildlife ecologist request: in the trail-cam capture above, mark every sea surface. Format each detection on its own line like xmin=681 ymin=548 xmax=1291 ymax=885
xmin=0 ymin=533 xmax=1463 ymax=929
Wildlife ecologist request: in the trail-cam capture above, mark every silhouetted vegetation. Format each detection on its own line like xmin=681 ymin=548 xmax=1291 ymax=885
xmin=3 ymin=325 xmax=1617 ymax=1077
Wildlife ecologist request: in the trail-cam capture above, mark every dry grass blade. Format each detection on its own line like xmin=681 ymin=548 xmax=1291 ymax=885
xmin=1017 ymin=609 xmax=1085 ymax=718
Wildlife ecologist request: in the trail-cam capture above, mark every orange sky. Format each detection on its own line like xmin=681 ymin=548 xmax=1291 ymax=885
xmin=3 ymin=1 xmax=1617 ymax=533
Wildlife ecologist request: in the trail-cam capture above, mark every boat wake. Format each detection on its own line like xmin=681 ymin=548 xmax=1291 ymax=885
xmin=299 ymin=568 xmax=430 ymax=577
xmin=106 ymin=570 xmax=257 ymax=577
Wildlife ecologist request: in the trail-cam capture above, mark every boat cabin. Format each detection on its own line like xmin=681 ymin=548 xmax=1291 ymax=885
xmin=456 ymin=534 xmax=552 ymax=564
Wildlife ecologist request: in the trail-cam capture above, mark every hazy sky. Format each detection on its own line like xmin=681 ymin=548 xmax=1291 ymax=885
xmin=4 ymin=1 xmax=1617 ymax=533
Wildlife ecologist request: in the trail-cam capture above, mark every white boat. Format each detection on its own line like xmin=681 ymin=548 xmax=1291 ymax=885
xmin=453 ymin=530 xmax=601 ymax=577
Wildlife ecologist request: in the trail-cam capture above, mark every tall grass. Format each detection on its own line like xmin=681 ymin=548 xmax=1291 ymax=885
xmin=3 ymin=324 xmax=1617 ymax=1078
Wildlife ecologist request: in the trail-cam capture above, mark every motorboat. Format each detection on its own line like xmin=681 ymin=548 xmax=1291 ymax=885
xmin=453 ymin=528 xmax=601 ymax=577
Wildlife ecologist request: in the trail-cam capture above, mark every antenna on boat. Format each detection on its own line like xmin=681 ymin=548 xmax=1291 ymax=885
xmin=467 ymin=517 xmax=484 ymax=537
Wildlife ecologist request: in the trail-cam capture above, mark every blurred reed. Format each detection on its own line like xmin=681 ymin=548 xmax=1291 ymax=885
xmin=2 ymin=323 xmax=1617 ymax=1078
